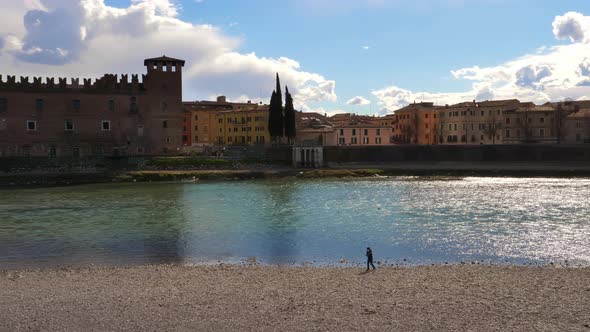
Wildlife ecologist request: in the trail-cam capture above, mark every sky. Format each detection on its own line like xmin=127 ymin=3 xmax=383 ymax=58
xmin=1 ymin=0 xmax=590 ymax=116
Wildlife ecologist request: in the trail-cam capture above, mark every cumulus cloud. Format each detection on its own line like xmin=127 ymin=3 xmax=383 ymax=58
xmin=373 ymin=11 xmax=590 ymax=112
xmin=346 ymin=96 xmax=371 ymax=106
xmin=0 ymin=0 xmax=336 ymax=109
xmin=552 ymin=11 xmax=588 ymax=43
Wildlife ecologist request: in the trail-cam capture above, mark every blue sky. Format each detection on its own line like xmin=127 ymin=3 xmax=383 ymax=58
xmin=2 ymin=0 xmax=590 ymax=114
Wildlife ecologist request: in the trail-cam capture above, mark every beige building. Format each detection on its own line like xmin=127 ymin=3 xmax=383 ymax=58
xmin=565 ymin=109 xmax=590 ymax=144
xmin=438 ymin=99 xmax=521 ymax=144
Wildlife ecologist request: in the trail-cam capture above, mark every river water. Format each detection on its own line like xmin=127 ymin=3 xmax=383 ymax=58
xmin=1 ymin=177 xmax=589 ymax=268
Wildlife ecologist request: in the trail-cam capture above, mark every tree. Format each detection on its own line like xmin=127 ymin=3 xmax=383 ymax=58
xmin=483 ymin=111 xmax=500 ymax=144
xmin=268 ymin=73 xmax=284 ymax=142
xmin=284 ymin=86 xmax=296 ymax=143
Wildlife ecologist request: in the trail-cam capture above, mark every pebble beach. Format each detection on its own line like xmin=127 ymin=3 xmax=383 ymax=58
xmin=1 ymin=264 xmax=589 ymax=331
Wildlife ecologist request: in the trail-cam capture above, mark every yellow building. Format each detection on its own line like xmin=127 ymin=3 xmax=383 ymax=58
xmin=215 ymin=107 xmax=270 ymax=145
xmin=183 ymin=96 xmax=270 ymax=146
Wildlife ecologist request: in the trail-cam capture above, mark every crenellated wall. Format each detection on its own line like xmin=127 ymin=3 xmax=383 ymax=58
xmin=0 ymin=74 xmax=148 ymax=94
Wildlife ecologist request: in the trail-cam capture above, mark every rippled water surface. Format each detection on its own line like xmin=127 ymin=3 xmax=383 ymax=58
xmin=1 ymin=177 xmax=589 ymax=268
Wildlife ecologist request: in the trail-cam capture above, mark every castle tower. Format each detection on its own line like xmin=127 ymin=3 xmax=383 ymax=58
xmin=143 ymin=56 xmax=186 ymax=154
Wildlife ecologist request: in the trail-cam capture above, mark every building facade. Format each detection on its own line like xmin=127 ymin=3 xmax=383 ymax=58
xmin=0 ymin=56 xmax=185 ymax=157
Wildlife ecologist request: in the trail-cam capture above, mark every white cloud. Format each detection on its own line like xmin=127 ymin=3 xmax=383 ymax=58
xmin=0 ymin=0 xmax=336 ymax=109
xmin=346 ymin=96 xmax=371 ymax=106
xmin=552 ymin=11 xmax=589 ymax=43
xmin=373 ymin=11 xmax=590 ymax=112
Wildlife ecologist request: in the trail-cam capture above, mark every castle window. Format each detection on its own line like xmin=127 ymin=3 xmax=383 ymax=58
xmin=101 ymin=120 xmax=111 ymax=131
xmin=72 ymin=147 xmax=80 ymax=158
xmin=65 ymin=120 xmax=74 ymax=131
xmin=27 ymin=120 xmax=37 ymax=131
xmin=352 ymin=129 xmax=356 ymax=136
xmin=162 ymin=120 xmax=168 ymax=128
xmin=72 ymin=99 xmax=81 ymax=111
xmin=0 ymin=98 xmax=7 ymax=112
xmin=195 ymin=114 xmax=199 ymax=121
xmin=195 ymin=125 xmax=198 ymax=131
xmin=108 ymin=99 xmax=115 ymax=112
xmin=35 ymin=99 xmax=44 ymax=111
xmin=161 ymin=101 xmax=168 ymax=112
xmin=130 ymin=97 xmax=137 ymax=113
xmin=364 ymin=129 xmax=368 ymax=136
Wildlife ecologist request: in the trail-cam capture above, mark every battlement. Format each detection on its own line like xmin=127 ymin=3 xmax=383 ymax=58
xmin=0 ymin=73 xmax=148 ymax=94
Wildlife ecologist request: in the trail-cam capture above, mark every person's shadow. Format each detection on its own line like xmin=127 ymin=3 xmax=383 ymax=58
xmin=358 ymin=269 xmax=376 ymax=275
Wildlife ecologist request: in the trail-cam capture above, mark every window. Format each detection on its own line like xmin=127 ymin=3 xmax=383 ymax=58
xmin=138 ymin=124 xmax=144 ymax=137
xmin=481 ymin=111 xmax=484 ymax=116
xmin=376 ymin=129 xmax=381 ymax=136
xmin=506 ymin=129 xmax=510 ymax=138
xmin=195 ymin=115 xmax=199 ymax=121
xmin=130 ymin=96 xmax=137 ymax=113
xmin=162 ymin=120 xmax=168 ymax=128
xmin=0 ymin=118 xmax=6 ymax=131
xmin=65 ymin=120 xmax=74 ymax=131
xmin=26 ymin=120 xmax=37 ymax=131
xmin=506 ymin=118 xmax=510 ymax=124
xmin=161 ymin=101 xmax=168 ymax=112
xmin=425 ymin=124 xmax=429 ymax=129
xmin=0 ymin=98 xmax=7 ymax=112
xmin=108 ymin=99 xmax=115 ymax=112
xmin=364 ymin=129 xmax=368 ymax=136
xmin=339 ymin=129 xmax=344 ymax=135
xmin=351 ymin=137 xmax=357 ymax=144
xmin=363 ymin=137 xmax=369 ymax=144
xmin=425 ymin=114 xmax=429 ymax=119
xmin=375 ymin=137 xmax=382 ymax=144
xmin=497 ymin=110 xmax=500 ymax=115
xmin=539 ymin=128 xmax=545 ymax=137
xmin=35 ymin=99 xmax=44 ymax=111
xmin=449 ymin=124 xmax=452 ymax=131
xmin=48 ymin=146 xmax=57 ymax=158
xmin=338 ymin=137 xmax=345 ymax=145
xmin=72 ymin=147 xmax=80 ymax=158
xmin=218 ymin=118 xmax=223 ymax=124
xmin=454 ymin=124 xmax=457 ymax=130
xmin=352 ymin=129 xmax=356 ymax=136
xmin=101 ymin=120 xmax=111 ymax=131
xmin=540 ymin=117 xmax=545 ymax=124
xmin=195 ymin=125 xmax=198 ymax=131
xmin=166 ymin=137 xmax=171 ymax=143
xmin=72 ymin=99 xmax=81 ymax=111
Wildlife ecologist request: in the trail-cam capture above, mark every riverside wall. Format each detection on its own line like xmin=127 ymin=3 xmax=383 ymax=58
xmin=323 ymin=144 xmax=590 ymax=163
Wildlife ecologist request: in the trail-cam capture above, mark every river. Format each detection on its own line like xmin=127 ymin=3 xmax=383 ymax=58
xmin=1 ymin=177 xmax=589 ymax=268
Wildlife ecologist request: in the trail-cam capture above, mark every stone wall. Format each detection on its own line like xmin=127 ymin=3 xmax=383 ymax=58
xmin=323 ymin=144 xmax=590 ymax=163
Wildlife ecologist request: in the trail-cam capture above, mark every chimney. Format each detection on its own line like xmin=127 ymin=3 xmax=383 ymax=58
xmin=217 ymin=96 xmax=227 ymax=103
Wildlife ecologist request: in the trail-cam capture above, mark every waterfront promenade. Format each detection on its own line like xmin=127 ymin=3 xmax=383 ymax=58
xmin=1 ymin=265 xmax=589 ymax=331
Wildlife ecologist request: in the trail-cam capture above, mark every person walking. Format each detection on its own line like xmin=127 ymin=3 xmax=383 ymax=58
xmin=366 ymin=247 xmax=376 ymax=271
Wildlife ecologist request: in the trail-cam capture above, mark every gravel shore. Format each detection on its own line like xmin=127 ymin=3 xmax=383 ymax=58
xmin=1 ymin=265 xmax=589 ymax=331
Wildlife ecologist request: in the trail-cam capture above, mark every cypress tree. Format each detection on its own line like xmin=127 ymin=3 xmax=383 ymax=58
xmin=284 ymin=86 xmax=296 ymax=142
xmin=268 ymin=73 xmax=284 ymax=141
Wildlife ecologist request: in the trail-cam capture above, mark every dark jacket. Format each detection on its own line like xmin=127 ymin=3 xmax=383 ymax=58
xmin=366 ymin=249 xmax=373 ymax=261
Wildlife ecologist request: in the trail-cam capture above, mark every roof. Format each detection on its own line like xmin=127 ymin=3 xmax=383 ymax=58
xmin=568 ymin=109 xmax=590 ymax=118
xmin=477 ymin=99 xmax=520 ymax=107
xmin=144 ymin=55 xmax=185 ymax=66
